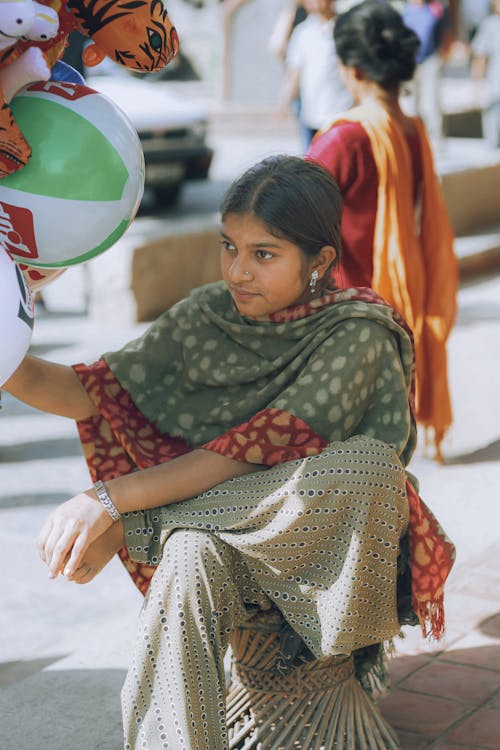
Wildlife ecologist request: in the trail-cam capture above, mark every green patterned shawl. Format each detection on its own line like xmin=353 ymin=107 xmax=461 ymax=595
xmin=104 ymin=282 xmax=417 ymax=466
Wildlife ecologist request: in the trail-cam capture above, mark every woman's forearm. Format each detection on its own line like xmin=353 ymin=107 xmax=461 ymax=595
xmin=38 ymin=449 xmax=264 ymax=579
xmin=3 ymin=355 xmax=98 ymax=420
xmin=104 ymin=449 xmax=264 ymax=514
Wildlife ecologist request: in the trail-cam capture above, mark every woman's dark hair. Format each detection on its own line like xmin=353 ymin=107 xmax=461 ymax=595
xmin=334 ymin=1 xmax=421 ymax=89
xmin=220 ymin=155 xmax=343 ymax=273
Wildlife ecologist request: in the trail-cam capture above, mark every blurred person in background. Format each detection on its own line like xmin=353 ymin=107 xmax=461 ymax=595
xmin=268 ymin=0 xmax=308 ymax=63
xmin=401 ymin=0 xmax=452 ymax=145
xmin=278 ymin=0 xmax=352 ymax=151
xmin=470 ymin=0 xmax=500 ymax=148
xmin=307 ymin=0 xmax=457 ymax=461
xmin=269 ymin=1 xmax=308 ymax=142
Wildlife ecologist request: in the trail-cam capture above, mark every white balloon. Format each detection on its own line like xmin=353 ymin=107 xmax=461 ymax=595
xmin=0 ymin=248 xmax=34 ymax=386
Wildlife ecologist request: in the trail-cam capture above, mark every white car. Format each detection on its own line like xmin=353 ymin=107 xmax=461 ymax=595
xmin=86 ymin=63 xmax=214 ymax=207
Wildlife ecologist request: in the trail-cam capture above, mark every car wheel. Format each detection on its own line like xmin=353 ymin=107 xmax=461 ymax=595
xmin=154 ymin=182 xmax=183 ymax=208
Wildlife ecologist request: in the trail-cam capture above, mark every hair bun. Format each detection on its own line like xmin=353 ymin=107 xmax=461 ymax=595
xmin=334 ymin=2 xmax=421 ymax=88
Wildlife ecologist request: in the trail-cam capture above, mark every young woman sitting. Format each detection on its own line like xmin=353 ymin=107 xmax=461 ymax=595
xmin=4 ymin=155 xmax=455 ymax=750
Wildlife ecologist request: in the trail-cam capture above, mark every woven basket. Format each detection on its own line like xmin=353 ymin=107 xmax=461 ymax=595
xmin=226 ymin=611 xmax=400 ymax=750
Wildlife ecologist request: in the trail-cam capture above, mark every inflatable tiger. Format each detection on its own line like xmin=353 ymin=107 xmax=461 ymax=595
xmin=0 ymin=0 xmax=179 ymax=177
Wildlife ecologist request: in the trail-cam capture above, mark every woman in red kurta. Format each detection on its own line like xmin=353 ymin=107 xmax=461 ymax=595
xmin=307 ymin=0 xmax=457 ymax=460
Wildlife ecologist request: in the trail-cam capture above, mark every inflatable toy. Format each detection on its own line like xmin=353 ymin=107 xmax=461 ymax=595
xmin=0 ymin=0 xmax=60 ymax=175
xmin=0 ymin=248 xmax=34 ymax=386
xmin=0 ymin=79 xmax=144 ymax=267
xmin=0 ymin=0 xmax=179 ymax=177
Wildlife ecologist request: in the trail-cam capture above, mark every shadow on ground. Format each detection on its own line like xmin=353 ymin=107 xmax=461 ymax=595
xmin=0 ymin=668 xmax=125 ymax=750
xmin=0 ymin=492 xmax=74 ymax=510
xmin=0 ymin=437 xmax=84 ymax=463
xmin=139 ymin=177 xmax=232 ymax=218
xmin=444 ymin=437 xmax=500 ymax=465
xmin=2 ymin=638 xmax=500 ymax=750
xmin=0 ymin=656 xmax=67 ymax=688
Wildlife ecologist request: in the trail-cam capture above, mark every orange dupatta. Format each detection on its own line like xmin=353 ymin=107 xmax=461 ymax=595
xmin=323 ymin=104 xmax=458 ymax=460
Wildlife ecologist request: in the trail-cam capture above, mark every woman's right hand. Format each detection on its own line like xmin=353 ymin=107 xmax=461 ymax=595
xmin=37 ymin=490 xmax=114 ymax=579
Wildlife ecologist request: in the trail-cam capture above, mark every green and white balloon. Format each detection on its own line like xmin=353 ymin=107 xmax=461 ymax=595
xmin=0 ymin=81 xmax=144 ymax=267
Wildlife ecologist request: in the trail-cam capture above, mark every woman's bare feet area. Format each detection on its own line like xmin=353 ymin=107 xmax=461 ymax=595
xmin=68 ymin=521 xmax=125 ymax=584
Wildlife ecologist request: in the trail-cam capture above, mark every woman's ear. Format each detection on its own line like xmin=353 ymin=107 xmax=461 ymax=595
xmin=314 ymin=245 xmax=337 ymax=280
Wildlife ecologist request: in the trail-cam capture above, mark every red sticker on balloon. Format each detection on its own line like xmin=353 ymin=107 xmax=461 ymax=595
xmin=0 ymin=201 xmax=38 ymax=260
xmin=27 ymin=81 xmax=97 ymax=101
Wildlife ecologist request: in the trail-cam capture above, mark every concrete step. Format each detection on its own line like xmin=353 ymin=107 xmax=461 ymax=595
xmin=440 ymin=69 xmax=484 ymax=139
xmin=443 ymin=109 xmax=483 ymax=139
xmin=456 ymin=222 xmax=500 ymax=281
xmin=438 ymin=142 xmax=500 ymax=237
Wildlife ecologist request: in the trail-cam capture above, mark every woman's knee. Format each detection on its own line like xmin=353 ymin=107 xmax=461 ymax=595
xmin=158 ymin=529 xmax=234 ymax=590
xmin=151 ymin=529 xmax=248 ymax=633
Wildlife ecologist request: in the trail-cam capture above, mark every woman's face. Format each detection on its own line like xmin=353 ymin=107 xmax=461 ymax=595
xmin=220 ymin=212 xmax=314 ymax=319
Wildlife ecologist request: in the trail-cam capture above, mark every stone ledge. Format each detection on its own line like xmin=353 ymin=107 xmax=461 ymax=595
xmin=441 ymin=161 xmax=500 ymax=237
xmin=456 ymin=224 xmax=500 ymax=282
xmin=86 ymin=218 xmax=222 ymax=324
xmin=131 ymin=227 xmax=222 ymax=321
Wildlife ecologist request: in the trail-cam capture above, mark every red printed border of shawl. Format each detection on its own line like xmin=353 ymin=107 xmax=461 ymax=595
xmin=73 ymin=359 xmax=191 ymax=594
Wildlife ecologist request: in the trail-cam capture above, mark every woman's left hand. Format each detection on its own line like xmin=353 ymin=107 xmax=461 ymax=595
xmin=37 ymin=491 xmax=113 ymax=579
